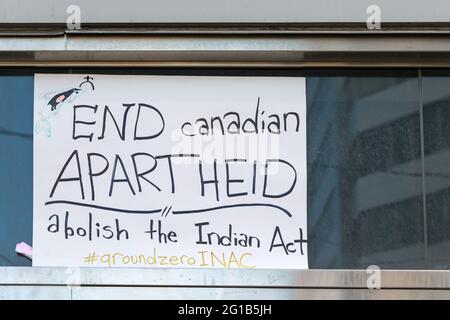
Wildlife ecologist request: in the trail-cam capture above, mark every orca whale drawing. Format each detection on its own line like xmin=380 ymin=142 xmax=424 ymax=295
xmin=47 ymin=88 xmax=81 ymax=111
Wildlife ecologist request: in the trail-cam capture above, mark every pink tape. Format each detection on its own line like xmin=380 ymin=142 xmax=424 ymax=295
xmin=15 ymin=242 xmax=33 ymax=260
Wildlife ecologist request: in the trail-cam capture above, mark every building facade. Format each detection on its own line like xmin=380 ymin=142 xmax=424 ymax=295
xmin=1 ymin=0 xmax=450 ymax=299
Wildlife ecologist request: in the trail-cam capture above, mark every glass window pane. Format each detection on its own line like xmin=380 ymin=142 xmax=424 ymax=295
xmin=306 ymin=70 xmax=425 ymax=269
xmin=0 ymin=69 xmax=426 ymax=269
xmin=422 ymin=70 xmax=450 ymax=269
xmin=0 ymin=73 xmax=34 ymax=266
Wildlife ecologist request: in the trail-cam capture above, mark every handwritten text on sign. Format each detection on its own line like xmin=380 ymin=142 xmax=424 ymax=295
xmin=33 ymin=74 xmax=308 ymax=269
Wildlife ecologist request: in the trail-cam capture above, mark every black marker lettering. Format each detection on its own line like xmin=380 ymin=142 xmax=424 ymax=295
xmin=134 ymin=103 xmax=165 ymax=140
xmin=263 ymin=159 xmax=297 ymax=198
xmin=198 ymin=159 xmax=220 ymax=201
xmin=131 ymin=153 xmax=160 ymax=192
xmin=98 ymin=103 xmax=135 ymax=140
xmin=181 ymin=122 xmax=194 ymax=136
xmin=49 ymin=150 xmax=85 ymax=200
xmin=109 ymin=154 xmax=136 ymax=197
xmin=225 ymin=158 xmax=248 ymax=198
xmin=72 ymin=104 xmax=97 ymax=141
xmin=87 ymin=153 xmax=109 ymax=201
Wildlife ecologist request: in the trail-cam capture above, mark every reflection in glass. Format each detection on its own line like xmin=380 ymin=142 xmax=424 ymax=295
xmin=422 ymin=71 xmax=450 ymax=269
xmin=0 ymin=69 xmax=433 ymax=270
xmin=307 ymin=72 xmax=425 ymax=269
xmin=0 ymin=74 xmax=33 ymax=266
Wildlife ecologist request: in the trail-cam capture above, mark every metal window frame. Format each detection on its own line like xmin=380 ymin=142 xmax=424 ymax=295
xmin=1 ymin=29 xmax=450 ymax=67
xmin=1 ymin=28 xmax=450 ymax=299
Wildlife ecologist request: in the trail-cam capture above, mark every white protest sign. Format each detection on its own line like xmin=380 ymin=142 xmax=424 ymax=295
xmin=33 ymin=74 xmax=308 ymax=269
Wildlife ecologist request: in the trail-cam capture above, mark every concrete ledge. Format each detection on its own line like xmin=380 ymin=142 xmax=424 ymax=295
xmin=1 ymin=267 xmax=450 ymax=289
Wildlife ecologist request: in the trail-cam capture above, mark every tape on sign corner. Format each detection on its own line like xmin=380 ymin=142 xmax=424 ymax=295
xmin=15 ymin=242 xmax=33 ymax=261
